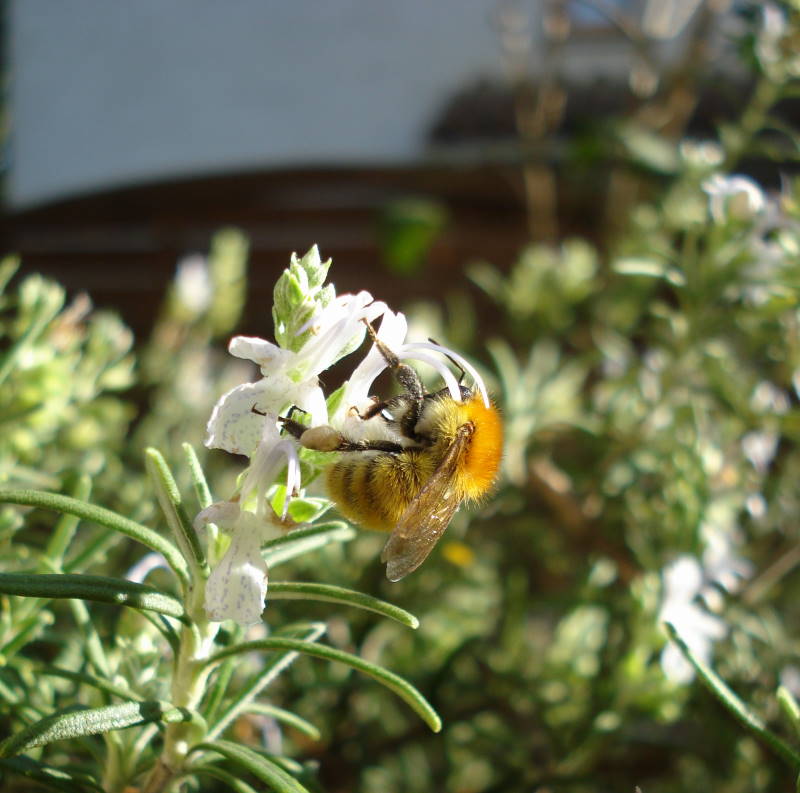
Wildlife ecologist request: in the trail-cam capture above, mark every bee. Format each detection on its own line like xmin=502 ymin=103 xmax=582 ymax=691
xmin=281 ymin=327 xmax=503 ymax=581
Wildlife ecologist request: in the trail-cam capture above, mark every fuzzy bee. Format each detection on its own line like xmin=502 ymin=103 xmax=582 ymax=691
xmin=281 ymin=327 xmax=503 ymax=581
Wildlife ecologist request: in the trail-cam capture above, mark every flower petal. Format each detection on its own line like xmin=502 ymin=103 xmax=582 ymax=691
xmin=205 ymin=526 xmax=269 ymax=625
xmin=241 ymin=421 xmax=302 ymax=519
xmin=293 ymin=292 xmax=386 ymax=379
xmin=399 ymin=348 xmax=462 ymax=403
xmin=335 ymin=310 xmax=408 ymax=419
xmin=205 ymin=382 xmax=269 ymax=456
xmin=229 ymin=336 xmax=294 ymax=371
xmin=401 ymin=341 xmax=491 ymax=407
xmin=194 ymin=500 xmax=241 ymax=532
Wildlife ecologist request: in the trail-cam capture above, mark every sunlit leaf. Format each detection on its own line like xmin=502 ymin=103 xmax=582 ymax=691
xmin=0 ymin=700 xmax=188 ymax=757
xmin=206 ymin=638 xmax=441 ymax=733
xmin=0 ymin=573 xmax=186 ymax=622
xmin=269 ymin=581 xmax=418 ymax=628
xmin=190 ymin=739 xmax=310 ymax=793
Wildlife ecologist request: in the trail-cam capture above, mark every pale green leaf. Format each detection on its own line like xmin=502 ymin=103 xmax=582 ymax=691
xmin=0 ymin=700 xmax=186 ymax=757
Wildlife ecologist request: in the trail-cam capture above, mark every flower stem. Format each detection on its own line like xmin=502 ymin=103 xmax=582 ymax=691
xmin=142 ymin=580 xmax=219 ymax=792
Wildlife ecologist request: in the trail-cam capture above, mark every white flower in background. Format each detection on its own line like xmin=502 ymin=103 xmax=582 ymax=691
xmin=756 ymin=3 xmax=785 ymax=66
xmin=755 ymin=3 xmax=800 ymax=79
xmin=659 ymin=556 xmax=727 ymax=684
xmin=702 ymin=174 xmax=766 ymax=224
xmin=174 ymin=254 xmax=213 ymax=314
xmin=196 ymin=420 xmax=301 ymax=624
xmin=742 ymin=430 xmax=779 ymax=472
xmin=660 ymin=503 xmax=753 ymax=683
xmin=700 ymin=506 xmax=754 ymax=598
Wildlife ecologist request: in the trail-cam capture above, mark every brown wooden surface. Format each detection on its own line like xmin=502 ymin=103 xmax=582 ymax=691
xmin=0 ymin=164 xmax=542 ymax=338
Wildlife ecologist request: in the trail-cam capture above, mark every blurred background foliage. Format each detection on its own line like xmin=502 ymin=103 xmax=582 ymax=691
xmin=5 ymin=1 xmax=800 ymax=792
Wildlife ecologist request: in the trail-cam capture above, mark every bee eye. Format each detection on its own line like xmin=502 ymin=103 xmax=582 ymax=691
xmin=380 ymin=408 xmax=394 ymax=421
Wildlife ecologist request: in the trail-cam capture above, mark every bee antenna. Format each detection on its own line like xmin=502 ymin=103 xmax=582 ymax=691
xmin=362 ymin=318 xmax=379 ymax=342
xmin=428 ymin=337 xmax=466 ymax=385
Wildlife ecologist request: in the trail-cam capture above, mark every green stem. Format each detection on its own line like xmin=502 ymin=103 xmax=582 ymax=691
xmin=665 ymin=622 xmax=800 ymax=771
xmin=143 ymin=574 xmax=219 ymax=792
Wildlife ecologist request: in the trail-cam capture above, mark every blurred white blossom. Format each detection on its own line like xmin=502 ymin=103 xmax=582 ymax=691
xmin=174 ymin=254 xmax=213 ymax=314
xmin=659 ymin=556 xmax=727 ymax=684
xmin=660 ymin=504 xmax=753 ymax=683
xmin=702 ymin=174 xmax=766 ymax=224
xmin=756 ymin=3 xmax=800 ymax=79
xmin=742 ymin=430 xmax=779 ymax=472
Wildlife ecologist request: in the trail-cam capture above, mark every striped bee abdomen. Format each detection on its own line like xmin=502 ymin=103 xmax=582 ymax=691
xmin=326 ymin=449 xmax=438 ymax=532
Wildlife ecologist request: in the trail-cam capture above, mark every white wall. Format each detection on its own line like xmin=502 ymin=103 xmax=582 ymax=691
xmin=8 ymin=1 xmax=706 ymax=208
xmin=10 ymin=1 xmax=518 ymax=207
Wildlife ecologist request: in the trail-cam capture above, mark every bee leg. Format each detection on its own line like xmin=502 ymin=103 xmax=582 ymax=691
xmin=335 ymin=438 xmax=405 ymax=453
xmin=364 ymin=320 xmax=426 ymax=439
xmin=356 ymin=398 xmax=390 ymax=421
xmin=278 ymin=406 xmax=309 ymax=440
xmin=294 ymin=423 xmax=406 ymax=454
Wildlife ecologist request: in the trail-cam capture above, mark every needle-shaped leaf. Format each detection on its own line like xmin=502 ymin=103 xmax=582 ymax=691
xmin=0 ymin=490 xmax=188 ymax=586
xmin=244 ymin=704 xmax=321 ymax=741
xmin=38 ymin=667 xmax=133 ymax=702
xmin=0 ymin=574 xmax=186 ymax=622
xmin=145 ymin=448 xmax=208 ymax=576
xmin=262 ymin=522 xmax=355 ymax=567
xmin=189 ymin=740 xmax=310 ymax=793
xmin=189 ymin=763 xmax=261 ymax=793
xmin=64 ymin=528 xmax=117 ymax=574
xmin=206 ymin=638 xmax=441 ymax=733
xmin=206 ymin=622 xmax=327 ymax=739
xmin=0 ymin=700 xmax=188 ymax=757
xmin=0 ymin=756 xmax=104 ymax=793
xmin=183 ymin=443 xmax=213 ymax=510
xmin=269 ymin=581 xmax=418 ymax=628
xmin=778 ymin=686 xmax=800 ymax=740
xmin=665 ymin=622 xmax=800 ymax=770
xmin=43 ymin=474 xmax=92 ymax=565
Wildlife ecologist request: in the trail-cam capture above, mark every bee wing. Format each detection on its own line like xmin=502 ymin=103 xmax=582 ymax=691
xmin=381 ymin=423 xmax=474 ymax=582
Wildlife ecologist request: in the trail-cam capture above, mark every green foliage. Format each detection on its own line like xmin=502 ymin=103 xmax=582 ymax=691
xmin=0 ymin=259 xmax=134 ymax=503
xmin=5 ymin=7 xmax=800 ymax=793
xmin=0 ymin=454 xmax=433 ymax=792
xmin=0 ymin=234 xmax=436 ymax=793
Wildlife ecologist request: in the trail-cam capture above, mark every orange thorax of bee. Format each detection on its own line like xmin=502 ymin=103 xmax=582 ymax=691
xmin=326 ymin=392 xmax=503 ymax=532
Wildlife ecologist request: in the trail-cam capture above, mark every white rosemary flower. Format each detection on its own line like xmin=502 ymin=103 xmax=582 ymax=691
xmin=206 ymin=291 xmax=386 ymax=457
xmin=196 ymin=419 xmax=301 ymax=625
xmin=174 ymin=254 xmax=212 ymax=314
